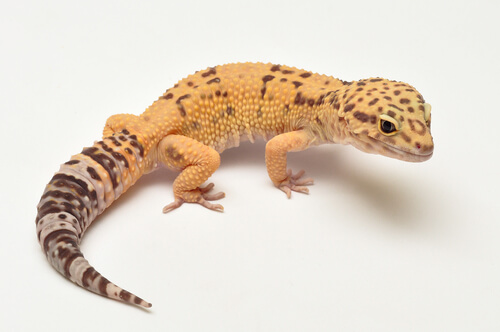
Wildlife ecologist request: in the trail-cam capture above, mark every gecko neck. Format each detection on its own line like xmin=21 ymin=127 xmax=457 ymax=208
xmin=308 ymin=86 xmax=353 ymax=145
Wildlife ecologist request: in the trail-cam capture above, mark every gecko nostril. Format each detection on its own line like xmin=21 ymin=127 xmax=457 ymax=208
xmin=416 ymin=143 xmax=421 ymax=149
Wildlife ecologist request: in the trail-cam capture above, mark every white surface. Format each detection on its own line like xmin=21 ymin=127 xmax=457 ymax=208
xmin=1 ymin=0 xmax=499 ymax=331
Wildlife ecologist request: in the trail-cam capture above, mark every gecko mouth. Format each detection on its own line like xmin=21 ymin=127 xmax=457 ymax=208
xmin=367 ymin=137 xmax=433 ymax=162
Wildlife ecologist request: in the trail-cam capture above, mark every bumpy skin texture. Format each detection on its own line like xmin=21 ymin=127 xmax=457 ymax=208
xmin=36 ymin=62 xmax=434 ymax=308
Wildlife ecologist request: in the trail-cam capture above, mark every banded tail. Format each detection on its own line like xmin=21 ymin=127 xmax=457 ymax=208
xmin=36 ymin=129 xmax=152 ymax=308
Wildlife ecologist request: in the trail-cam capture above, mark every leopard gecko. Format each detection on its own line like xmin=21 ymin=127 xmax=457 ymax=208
xmin=36 ymin=62 xmax=434 ymax=308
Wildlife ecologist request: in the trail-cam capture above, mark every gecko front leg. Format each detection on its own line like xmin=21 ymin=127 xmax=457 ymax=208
xmin=265 ymin=130 xmax=315 ymax=198
xmin=158 ymin=135 xmax=225 ymax=212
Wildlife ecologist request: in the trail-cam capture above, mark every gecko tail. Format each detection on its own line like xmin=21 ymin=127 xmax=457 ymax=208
xmin=36 ymin=130 xmax=150 ymax=308
xmin=37 ymin=214 xmax=152 ymax=308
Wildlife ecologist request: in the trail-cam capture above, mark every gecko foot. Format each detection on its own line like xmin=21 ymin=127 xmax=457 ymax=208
xmin=278 ymin=169 xmax=314 ymax=199
xmin=163 ymin=183 xmax=225 ymax=213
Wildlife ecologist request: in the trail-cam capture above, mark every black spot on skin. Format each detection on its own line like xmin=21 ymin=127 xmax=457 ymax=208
xmin=187 ymin=81 xmax=194 ymax=87
xmin=282 ymin=70 xmax=294 ymax=74
xmin=400 ymin=98 xmax=410 ymax=104
xmin=174 ymin=84 xmax=179 ymax=88
xmin=315 ymin=116 xmax=322 ymax=125
xmin=270 ymin=65 xmax=281 ymax=72
xmin=178 ymin=105 xmax=186 ymax=116
xmin=408 ymin=107 xmax=415 ymax=113
xmin=125 ymin=147 xmax=133 ymax=154
xmin=120 ymin=289 xmax=132 ymax=302
xmin=357 ymin=82 xmax=366 ymax=86
xmin=223 ymin=91 xmax=228 ymax=97
xmin=344 ymin=104 xmax=355 ymax=112
xmin=166 ymin=146 xmax=183 ymax=162
xmin=118 ymin=135 xmax=127 ymax=141
xmin=64 ymin=160 xmax=80 ymax=165
xmin=394 ymin=90 xmax=401 ymax=96
xmin=353 ymin=112 xmax=368 ymax=122
xmin=98 ymin=277 xmax=110 ymax=295
xmin=215 ymin=90 xmax=221 ymax=97
xmin=299 ymin=73 xmax=312 ymax=78
xmin=112 ymin=151 xmax=129 ymax=169
xmin=389 ymin=104 xmax=405 ymax=112
xmin=356 ymin=87 xmax=364 ymax=92
xmin=324 ymin=80 xmax=330 ymax=85
xmin=201 ymin=67 xmax=216 ymax=77
xmin=368 ymin=98 xmax=379 ymax=106
xmin=108 ymin=136 xmax=121 ymax=147
xmin=58 ymin=214 xmax=67 ymax=219
xmin=86 ymin=166 xmax=102 ymax=181
xmin=128 ymin=137 xmax=144 ymax=158
xmin=262 ymin=75 xmax=275 ymax=83
xmin=387 ymin=110 xmax=396 ymax=118
xmin=162 ymin=93 xmax=173 ymax=100
xmin=97 ymin=141 xmax=113 ymax=153
xmin=370 ymin=78 xmax=383 ymax=82
xmin=176 ymin=94 xmax=190 ymax=104
xmin=280 ymin=78 xmax=287 ymax=82
xmin=384 ymin=96 xmax=392 ymax=101
xmin=292 ymin=81 xmax=303 ymax=88
xmin=316 ymin=94 xmax=326 ymax=106
xmin=358 ymin=98 xmax=364 ymax=102
xmin=294 ymin=92 xmax=306 ymax=105
xmin=400 ymin=132 xmax=411 ymax=143
xmin=82 ymin=267 xmax=99 ymax=288
xmin=206 ymin=77 xmax=220 ymax=84
xmin=226 ymin=106 xmax=234 ymax=116
xmin=308 ymin=99 xmax=315 ymax=107
xmin=261 ymin=87 xmax=266 ymax=98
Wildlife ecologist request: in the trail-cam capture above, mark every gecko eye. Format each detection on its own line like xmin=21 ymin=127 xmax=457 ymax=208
xmin=378 ymin=114 xmax=399 ymax=136
xmin=380 ymin=120 xmax=396 ymax=133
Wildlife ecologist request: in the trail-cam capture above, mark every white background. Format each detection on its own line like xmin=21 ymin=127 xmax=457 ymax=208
xmin=1 ymin=0 xmax=499 ymax=331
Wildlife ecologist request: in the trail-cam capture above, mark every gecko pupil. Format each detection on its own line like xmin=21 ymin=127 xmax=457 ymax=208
xmin=381 ymin=120 xmax=396 ymax=133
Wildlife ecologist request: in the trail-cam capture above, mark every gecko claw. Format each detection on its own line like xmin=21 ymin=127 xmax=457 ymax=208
xmin=163 ymin=183 xmax=225 ymax=213
xmin=277 ymin=169 xmax=314 ymax=198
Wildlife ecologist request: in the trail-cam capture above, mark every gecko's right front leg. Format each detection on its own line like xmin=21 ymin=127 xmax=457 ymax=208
xmin=158 ymin=135 xmax=225 ymax=213
xmin=265 ymin=130 xmax=315 ymax=198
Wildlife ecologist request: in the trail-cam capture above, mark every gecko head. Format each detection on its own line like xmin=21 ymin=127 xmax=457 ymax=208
xmin=339 ymin=78 xmax=433 ymax=162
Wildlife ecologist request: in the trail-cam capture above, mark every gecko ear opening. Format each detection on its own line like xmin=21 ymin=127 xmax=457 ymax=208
xmin=424 ymin=103 xmax=432 ymax=127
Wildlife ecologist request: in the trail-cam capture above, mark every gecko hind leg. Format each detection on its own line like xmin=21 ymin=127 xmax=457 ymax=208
xmin=158 ymin=134 xmax=225 ymax=213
